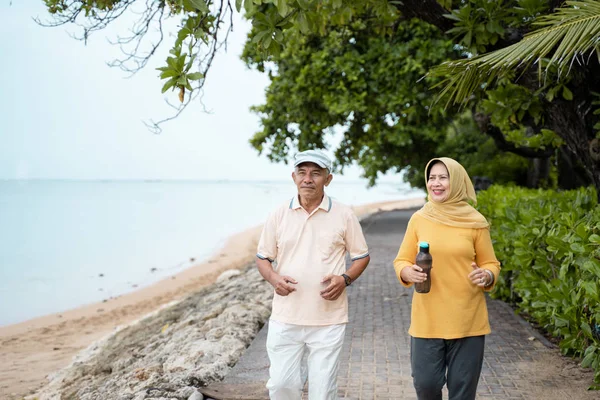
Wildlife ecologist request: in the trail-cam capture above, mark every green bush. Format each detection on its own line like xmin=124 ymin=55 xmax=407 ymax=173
xmin=477 ymin=185 xmax=600 ymax=388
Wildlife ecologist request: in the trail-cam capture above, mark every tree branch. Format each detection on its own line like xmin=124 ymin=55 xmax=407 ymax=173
xmin=106 ymin=0 xmax=166 ymax=75
xmin=392 ymin=0 xmax=454 ymax=33
xmin=473 ymin=112 xmax=555 ymax=158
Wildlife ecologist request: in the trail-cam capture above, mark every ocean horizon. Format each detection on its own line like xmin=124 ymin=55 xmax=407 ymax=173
xmin=0 ymin=179 xmax=424 ymax=326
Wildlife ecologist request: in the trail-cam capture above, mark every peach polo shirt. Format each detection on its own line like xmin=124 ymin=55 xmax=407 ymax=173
xmin=257 ymin=194 xmax=369 ymax=326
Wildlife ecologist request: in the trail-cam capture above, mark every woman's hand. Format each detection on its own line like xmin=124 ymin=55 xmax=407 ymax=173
xmin=468 ymin=262 xmax=492 ymax=287
xmin=400 ymin=264 xmax=428 ymax=284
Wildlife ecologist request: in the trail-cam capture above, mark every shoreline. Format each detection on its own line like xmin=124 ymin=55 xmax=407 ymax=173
xmin=0 ymin=196 xmax=425 ymax=399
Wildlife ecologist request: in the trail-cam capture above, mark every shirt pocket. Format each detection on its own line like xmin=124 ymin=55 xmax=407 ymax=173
xmin=318 ymin=231 xmax=344 ymax=261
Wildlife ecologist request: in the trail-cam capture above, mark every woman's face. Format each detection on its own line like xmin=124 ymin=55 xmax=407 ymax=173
xmin=427 ymin=162 xmax=450 ymax=202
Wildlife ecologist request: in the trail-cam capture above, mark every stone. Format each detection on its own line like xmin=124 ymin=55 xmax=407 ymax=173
xmin=216 ymin=269 xmax=241 ymax=283
xmin=30 ymin=264 xmax=273 ymax=400
xmin=188 ymin=389 xmax=204 ymax=400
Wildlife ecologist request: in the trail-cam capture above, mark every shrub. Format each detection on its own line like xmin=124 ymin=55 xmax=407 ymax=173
xmin=477 ymin=185 xmax=600 ymax=388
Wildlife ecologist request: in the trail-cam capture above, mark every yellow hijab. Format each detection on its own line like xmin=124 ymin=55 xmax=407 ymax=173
xmin=416 ymin=157 xmax=489 ymax=229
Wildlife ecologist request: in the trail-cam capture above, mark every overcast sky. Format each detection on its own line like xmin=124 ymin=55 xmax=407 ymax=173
xmin=0 ymin=2 xmax=382 ymax=181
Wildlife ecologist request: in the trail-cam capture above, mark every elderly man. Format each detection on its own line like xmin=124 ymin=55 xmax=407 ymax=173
xmin=256 ymin=149 xmax=371 ymax=400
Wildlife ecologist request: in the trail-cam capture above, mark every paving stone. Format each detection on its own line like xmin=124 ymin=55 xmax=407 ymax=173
xmin=224 ymin=209 xmax=596 ymax=400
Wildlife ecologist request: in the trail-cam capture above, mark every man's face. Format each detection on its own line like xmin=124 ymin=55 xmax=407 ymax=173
xmin=292 ymin=162 xmax=332 ymax=199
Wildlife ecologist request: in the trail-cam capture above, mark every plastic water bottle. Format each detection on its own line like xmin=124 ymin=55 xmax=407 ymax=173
xmin=414 ymin=242 xmax=433 ymax=294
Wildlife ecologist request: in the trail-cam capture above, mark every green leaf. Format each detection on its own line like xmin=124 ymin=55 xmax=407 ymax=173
xmin=244 ymin=0 xmax=255 ymax=13
xmin=576 ymin=223 xmax=588 ymax=239
xmin=161 ymin=78 xmax=177 ymax=93
xmin=581 ymin=347 xmax=596 ymax=368
xmin=554 ymin=316 xmax=569 ymax=327
xmin=570 ymin=242 xmax=585 ymax=254
xmin=275 ymin=0 xmax=289 ymax=17
xmin=443 ymin=12 xmax=461 ymax=22
xmin=160 ymin=69 xmax=179 ymax=79
xmin=187 ymin=72 xmax=204 ymax=80
xmin=562 ymin=86 xmax=573 ymax=100
xmin=296 ymin=0 xmax=309 ymax=10
xmin=583 ymin=260 xmax=600 ymax=277
xmin=589 ymin=234 xmax=600 ymax=244
xmin=581 ymin=322 xmax=592 ymax=337
xmin=430 ymin=1 xmax=600 ymax=105
xmin=235 ymin=0 xmax=242 ymax=12
xmin=188 ymin=0 xmax=209 ymax=13
xmin=580 ymin=281 xmax=599 ymax=300
xmin=166 ymin=56 xmax=177 ymax=69
xmin=297 ymin=11 xmax=310 ymax=34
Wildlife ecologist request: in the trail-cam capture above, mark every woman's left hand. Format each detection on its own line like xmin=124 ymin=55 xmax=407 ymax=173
xmin=468 ymin=262 xmax=490 ymax=287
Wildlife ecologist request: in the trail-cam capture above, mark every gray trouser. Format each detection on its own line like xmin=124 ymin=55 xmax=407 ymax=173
xmin=410 ymin=335 xmax=485 ymax=400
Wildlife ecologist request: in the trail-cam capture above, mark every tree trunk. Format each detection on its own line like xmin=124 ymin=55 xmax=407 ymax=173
xmin=556 ymin=147 xmax=590 ymax=190
xmin=526 ymin=157 xmax=551 ymax=188
xmin=546 ymin=101 xmax=600 ymax=202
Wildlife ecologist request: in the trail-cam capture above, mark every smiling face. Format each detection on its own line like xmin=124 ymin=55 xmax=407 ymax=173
xmin=427 ymin=162 xmax=450 ymax=203
xmin=292 ymin=162 xmax=332 ymax=201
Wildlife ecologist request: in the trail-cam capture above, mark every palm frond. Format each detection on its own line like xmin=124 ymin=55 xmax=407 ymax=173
xmin=430 ymin=0 xmax=600 ymax=106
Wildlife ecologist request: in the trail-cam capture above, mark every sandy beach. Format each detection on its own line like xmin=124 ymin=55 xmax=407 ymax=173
xmin=0 ymin=196 xmax=425 ymax=399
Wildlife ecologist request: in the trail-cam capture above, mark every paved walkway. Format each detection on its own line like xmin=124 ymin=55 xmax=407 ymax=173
xmin=215 ymin=209 xmax=596 ymax=400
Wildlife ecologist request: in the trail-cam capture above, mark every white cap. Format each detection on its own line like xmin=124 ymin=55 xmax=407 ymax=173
xmin=293 ymin=149 xmax=333 ymax=171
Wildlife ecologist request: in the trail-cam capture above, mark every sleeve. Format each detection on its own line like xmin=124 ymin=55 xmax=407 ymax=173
xmin=344 ymin=211 xmax=369 ymax=261
xmin=474 ymin=227 xmax=501 ymax=292
xmin=393 ymin=216 xmax=418 ymax=287
xmin=256 ymin=209 xmax=279 ymax=262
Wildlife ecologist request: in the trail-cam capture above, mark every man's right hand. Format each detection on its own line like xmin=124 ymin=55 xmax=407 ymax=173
xmin=272 ymin=275 xmax=298 ymax=296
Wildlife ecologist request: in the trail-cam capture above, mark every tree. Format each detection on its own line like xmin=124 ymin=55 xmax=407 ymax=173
xmin=39 ymin=0 xmax=391 ymax=130
xmin=430 ymin=0 xmax=600 ymax=197
xmin=244 ymin=15 xmax=462 ymax=186
xmin=40 ymin=0 xmax=600 ymax=198
xmin=241 ymin=11 xmax=534 ymax=188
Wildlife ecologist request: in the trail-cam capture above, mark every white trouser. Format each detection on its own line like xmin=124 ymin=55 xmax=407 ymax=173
xmin=266 ymin=320 xmax=346 ymax=400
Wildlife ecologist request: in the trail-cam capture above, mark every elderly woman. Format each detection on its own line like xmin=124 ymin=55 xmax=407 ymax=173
xmin=393 ymin=157 xmax=501 ymax=400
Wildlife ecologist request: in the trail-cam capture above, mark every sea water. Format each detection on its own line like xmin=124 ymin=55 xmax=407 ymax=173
xmin=0 ymin=179 xmax=423 ymax=326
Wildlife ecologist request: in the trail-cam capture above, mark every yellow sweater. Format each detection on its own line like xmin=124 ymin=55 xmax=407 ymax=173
xmin=393 ymin=213 xmax=501 ymax=339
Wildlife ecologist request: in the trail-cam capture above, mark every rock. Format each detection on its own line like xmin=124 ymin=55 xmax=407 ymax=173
xmin=216 ymin=269 xmax=241 ymax=283
xmin=31 ymin=264 xmax=273 ymax=400
xmin=188 ymin=389 xmax=204 ymax=400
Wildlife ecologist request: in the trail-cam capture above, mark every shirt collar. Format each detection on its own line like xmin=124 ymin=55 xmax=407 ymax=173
xmin=290 ymin=193 xmax=332 ymax=212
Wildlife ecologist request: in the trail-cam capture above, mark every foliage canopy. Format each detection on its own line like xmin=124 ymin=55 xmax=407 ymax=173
xmin=41 ymin=0 xmax=600 ymax=196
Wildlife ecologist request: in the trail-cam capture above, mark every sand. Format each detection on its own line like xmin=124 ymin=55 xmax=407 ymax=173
xmin=0 ymin=196 xmax=425 ymax=399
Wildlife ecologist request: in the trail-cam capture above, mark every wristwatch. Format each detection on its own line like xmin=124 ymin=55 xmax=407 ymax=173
xmin=341 ymin=273 xmax=352 ymax=286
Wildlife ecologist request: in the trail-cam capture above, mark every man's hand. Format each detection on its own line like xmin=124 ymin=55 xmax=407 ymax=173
xmin=320 ymin=274 xmax=346 ymax=301
xmin=256 ymin=258 xmax=297 ymax=296
xmin=272 ymin=275 xmax=298 ymax=296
